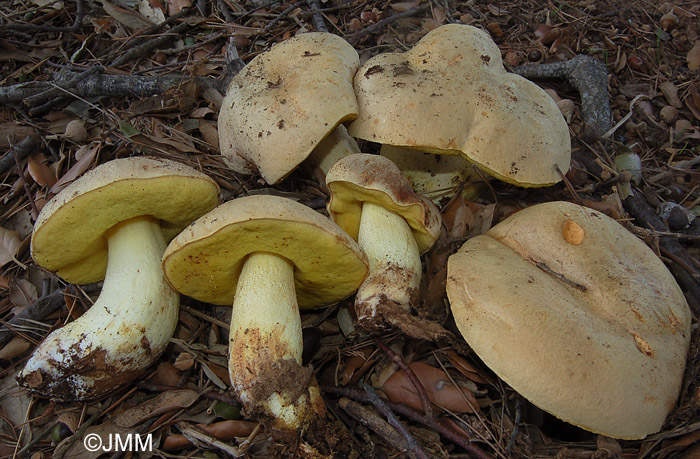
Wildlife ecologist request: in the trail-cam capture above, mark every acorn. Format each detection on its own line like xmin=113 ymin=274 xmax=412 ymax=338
xmin=660 ymin=12 xmax=678 ymax=32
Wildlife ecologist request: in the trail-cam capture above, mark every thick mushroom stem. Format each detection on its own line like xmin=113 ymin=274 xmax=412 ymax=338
xmin=229 ymin=252 xmax=324 ymax=435
xmin=18 ymin=216 xmax=178 ymax=400
xmin=355 ymin=202 xmax=421 ymax=329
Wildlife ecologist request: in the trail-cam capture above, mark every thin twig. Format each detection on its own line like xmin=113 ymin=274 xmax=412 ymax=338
xmin=307 ymin=0 xmax=328 ymax=32
xmin=347 ymin=6 xmax=428 ymax=45
xmin=3 ymin=0 xmax=84 ymax=32
xmin=10 ymin=138 xmax=39 ymax=219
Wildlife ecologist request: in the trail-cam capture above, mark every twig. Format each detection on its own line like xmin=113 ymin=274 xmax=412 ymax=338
xmin=3 ymin=0 xmax=84 ymax=32
xmin=647 ymin=155 xmax=700 ymax=184
xmin=361 ymin=383 xmax=430 ymax=459
xmin=513 ymin=55 xmax=612 ymax=142
xmin=0 ymin=135 xmax=38 ymax=175
xmin=10 ymin=138 xmax=38 ymax=219
xmin=25 ymin=66 xmax=102 ymax=112
xmin=338 ymin=397 xmax=418 ymax=458
xmin=176 ymin=421 xmax=244 ymax=457
xmin=0 ymin=291 xmax=64 ymax=347
xmin=347 ymin=6 xmax=428 ymax=45
xmin=262 ymin=1 xmax=303 ymax=33
xmin=307 ymin=0 xmax=328 ymax=33
xmin=372 ymin=336 xmax=434 ymax=420
xmin=506 ymin=397 xmax=522 ymax=454
xmin=323 ymin=385 xmax=492 ymax=459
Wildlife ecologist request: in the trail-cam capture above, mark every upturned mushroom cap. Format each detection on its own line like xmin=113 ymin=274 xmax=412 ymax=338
xmin=161 ymin=195 xmax=369 ymax=308
xmin=326 ymin=154 xmax=441 ymax=253
xmin=31 ymin=157 xmax=220 ymax=284
xmin=219 ymin=32 xmax=360 ymax=185
xmin=348 ymin=24 xmax=571 ymax=187
xmin=446 ymin=201 xmax=691 ymax=439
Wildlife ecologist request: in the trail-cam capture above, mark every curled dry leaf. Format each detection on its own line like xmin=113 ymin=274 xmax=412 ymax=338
xmin=162 ymin=420 xmax=257 ymax=451
xmin=174 ymin=352 xmax=195 ymax=371
xmin=660 ymin=80 xmax=683 ymax=108
xmin=153 ymin=361 xmax=182 ymax=387
xmin=340 ymin=348 xmax=375 ymax=385
xmin=0 ymin=227 xmax=22 ymax=268
xmin=381 ymin=361 xmax=479 ymax=414
xmin=0 ymin=336 xmax=32 ymax=360
xmin=688 ymin=41 xmax=700 ymax=71
xmin=113 ymin=389 xmax=200 ymax=428
xmin=27 ymin=156 xmax=57 ymax=188
xmin=51 ymin=142 xmax=99 ymax=194
xmin=445 ymin=351 xmax=489 ymax=384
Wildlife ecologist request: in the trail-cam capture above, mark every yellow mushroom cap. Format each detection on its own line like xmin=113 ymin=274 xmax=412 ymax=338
xmin=219 ymin=32 xmax=360 ymax=184
xmin=162 ymin=195 xmax=369 ymax=308
xmin=31 ymin=157 xmax=220 ymax=284
xmin=326 ymin=153 xmax=441 ymax=253
xmin=446 ymin=201 xmax=691 ymax=439
xmin=348 ymin=24 xmax=571 ymax=187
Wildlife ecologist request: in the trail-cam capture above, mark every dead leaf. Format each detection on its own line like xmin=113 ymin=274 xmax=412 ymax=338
xmin=445 ymin=351 xmax=489 ymax=384
xmin=390 ymin=1 xmax=420 ymax=12
xmin=98 ymin=0 xmax=155 ymax=30
xmin=138 ymin=0 xmax=165 ymax=23
xmin=0 ymin=375 xmax=32 ymax=447
xmin=168 ymin=0 xmax=192 ymax=16
xmin=199 ymin=420 xmax=257 ymax=440
xmin=174 ymin=352 xmax=194 ymax=371
xmin=0 ymin=336 xmax=31 ymax=360
xmin=27 ymin=156 xmax=57 ymax=187
xmin=381 ymin=361 xmax=479 ymax=414
xmin=687 ymin=41 xmax=700 ymax=71
xmin=113 ymin=389 xmax=200 ymax=428
xmin=468 ymin=202 xmax=496 ymax=237
xmin=0 ymin=227 xmax=22 ymax=268
xmin=660 ymin=80 xmax=683 ymax=108
xmin=685 ymin=87 xmax=700 ymax=121
xmin=152 ymin=361 xmax=182 ymax=387
xmin=51 ymin=143 xmax=99 ymax=193
xmin=198 ymin=119 xmax=220 ymax=150
xmin=9 ymin=278 xmax=38 ymax=312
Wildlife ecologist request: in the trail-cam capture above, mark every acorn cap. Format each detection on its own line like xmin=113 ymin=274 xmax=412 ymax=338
xmin=446 ymin=201 xmax=691 ymax=439
xmin=326 ymin=153 xmax=441 ymax=253
xmin=162 ymin=195 xmax=369 ymax=308
xmin=219 ymin=32 xmax=360 ymax=184
xmin=348 ymin=24 xmax=571 ymax=187
xmin=31 ymin=157 xmax=220 ymax=284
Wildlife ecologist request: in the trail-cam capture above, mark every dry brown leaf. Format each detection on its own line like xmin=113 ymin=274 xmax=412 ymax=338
xmin=432 ymin=6 xmax=446 ymax=24
xmin=467 ymin=202 xmax=496 ymax=238
xmin=27 ymin=156 xmax=57 ymax=188
xmin=390 ymin=1 xmax=420 ymax=13
xmin=168 ymin=0 xmax=192 ymax=16
xmin=687 ymin=41 xmax=700 ymax=71
xmin=138 ymin=0 xmax=165 ymax=23
xmin=113 ymin=389 xmax=200 ymax=428
xmin=340 ymin=348 xmax=374 ymax=385
xmin=660 ymin=80 xmax=683 ymax=108
xmin=0 ymin=227 xmax=22 ymax=268
xmin=198 ymin=119 xmax=220 ymax=150
xmin=51 ymin=143 xmax=99 ymax=193
xmin=99 ymin=0 xmax=155 ymax=30
xmin=153 ymin=361 xmax=182 ymax=387
xmin=0 ymin=336 xmax=32 ymax=360
xmin=173 ymin=352 xmax=195 ymax=371
xmin=381 ymin=361 xmax=478 ymax=414
xmin=445 ymin=351 xmax=489 ymax=384
xmin=199 ymin=420 xmax=257 ymax=440
xmin=685 ymin=87 xmax=700 ymax=121
xmin=9 ymin=278 xmax=38 ymax=313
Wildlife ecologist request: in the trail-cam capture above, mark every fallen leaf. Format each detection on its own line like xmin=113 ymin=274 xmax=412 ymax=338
xmin=152 ymin=361 xmax=182 ymax=387
xmin=390 ymin=1 xmax=420 ymax=12
xmin=685 ymin=87 xmax=700 ymax=121
xmin=27 ymin=156 xmax=57 ymax=187
xmin=138 ymin=0 xmax=165 ymax=23
xmin=168 ymin=0 xmax=192 ymax=16
xmin=0 ymin=336 xmax=32 ymax=360
xmin=381 ymin=361 xmax=479 ymax=414
xmin=445 ymin=351 xmax=489 ymax=384
xmin=98 ymin=0 xmax=155 ymax=30
xmin=51 ymin=143 xmax=99 ymax=193
xmin=9 ymin=278 xmax=38 ymax=313
xmin=687 ymin=41 xmax=700 ymax=71
xmin=0 ymin=227 xmax=22 ymax=268
xmin=113 ymin=389 xmax=200 ymax=428
xmin=173 ymin=352 xmax=194 ymax=371
xmin=198 ymin=119 xmax=220 ymax=150
xmin=660 ymin=80 xmax=683 ymax=108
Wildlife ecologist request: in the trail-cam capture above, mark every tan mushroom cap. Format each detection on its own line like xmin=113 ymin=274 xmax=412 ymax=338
xmin=326 ymin=154 xmax=441 ymax=253
xmin=219 ymin=32 xmax=360 ymax=185
xmin=348 ymin=24 xmax=571 ymax=187
xmin=162 ymin=195 xmax=369 ymax=308
xmin=446 ymin=201 xmax=691 ymax=439
xmin=31 ymin=157 xmax=220 ymax=285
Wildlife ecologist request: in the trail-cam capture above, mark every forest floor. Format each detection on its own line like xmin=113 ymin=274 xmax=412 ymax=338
xmin=0 ymin=0 xmax=699 ymax=458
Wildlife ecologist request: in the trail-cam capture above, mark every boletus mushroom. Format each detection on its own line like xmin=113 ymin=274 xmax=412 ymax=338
xmin=446 ymin=201 xmax=691 ymax=439
xmin=18 ymin=157 xmax=220 ymax=400
xmin=161 ymin=195 xmax=368 ymax=436
xmin=349 ymin=24 xmax=571 ymax=187
xmin=326 ymin=154 xmax=441 ymax=332
xmin=219 ymin=32 xmax=360 ymax=184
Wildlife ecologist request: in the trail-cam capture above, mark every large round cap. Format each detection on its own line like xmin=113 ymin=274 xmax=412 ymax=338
xmin=162 ymin=195 xmax=369 ymax=308
xmin=348 ymin=24 xmax=571 ymax=187
xmin=446 ymin=201 xmax=691 ymax=439
xmin=31 ymin=157 xmax=220 ymax=284
xmin=219 ymin=32 xmax=360 ymax=185
xmin=326 ymin=154 xmax=441 ymax=253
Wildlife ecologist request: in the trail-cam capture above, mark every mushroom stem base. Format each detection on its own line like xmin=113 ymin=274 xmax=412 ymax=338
xmin=229 ymin=252 xmax=325 ymax=436
xmin=355 ymin=202 xmax=422 ymax=330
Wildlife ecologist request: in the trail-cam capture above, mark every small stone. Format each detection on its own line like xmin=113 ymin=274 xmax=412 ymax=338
xmin=562 ymin=220 xmax=585 ymax=245
xmin=659 ymin=106 xmax=678 ymax=124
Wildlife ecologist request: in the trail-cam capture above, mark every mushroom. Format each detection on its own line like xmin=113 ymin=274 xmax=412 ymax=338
xmin=348 ymin=24 xmax=571 ymax=187
xmin=380 ymin=145 xmax=481 ymax=203
xmin=17 ymin=157 xmax=220 ymax=400
xmin=219 ymin=32 xmax=360 ymax=184
xmin=161 ymin=195 xmax=368 ymax=436
xmin=446 ymin=201 xmax=691 ymax=439
xmin=326 ymin=154 xmax=441 ymax=331
xmin=306 ymin=124 xmax=360 ymax=176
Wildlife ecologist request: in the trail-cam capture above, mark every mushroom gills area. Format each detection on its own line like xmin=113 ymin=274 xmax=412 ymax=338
xmin=229 ymin=252 xmax=318 ymax=433
xmin=19 ymin=216 xmax=179 ymax=400
xmin=355 ymin=202 xmax=421 ymax=328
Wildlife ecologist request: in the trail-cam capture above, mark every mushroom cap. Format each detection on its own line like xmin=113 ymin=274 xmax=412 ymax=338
xmin=161 ymin=195 xmax=369 ymax=308
xmin=219 ymin=32 xmax=360 ymax=185
xmin=326 ymin=153 xmax=441 ymax=253
xmin=348 ymin=24 xmax=571 ymax=187
xmin=31 ymin=157 xmax=220 ymax=285
xmin=446 ymin=201 xmax=691 ymax=439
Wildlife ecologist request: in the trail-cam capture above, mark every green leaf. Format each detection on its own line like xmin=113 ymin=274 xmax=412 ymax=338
xmin=118 ymin=120 xmax=139 ymax=137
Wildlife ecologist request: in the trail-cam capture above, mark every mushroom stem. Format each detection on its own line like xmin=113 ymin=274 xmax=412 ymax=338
xmin=229 ymin=252 xmax=323 ymax=435
xmin=18 ymin=216 xmax=178 ymax=400
xmin=355 ymin=202 xmax=421 ymax=329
